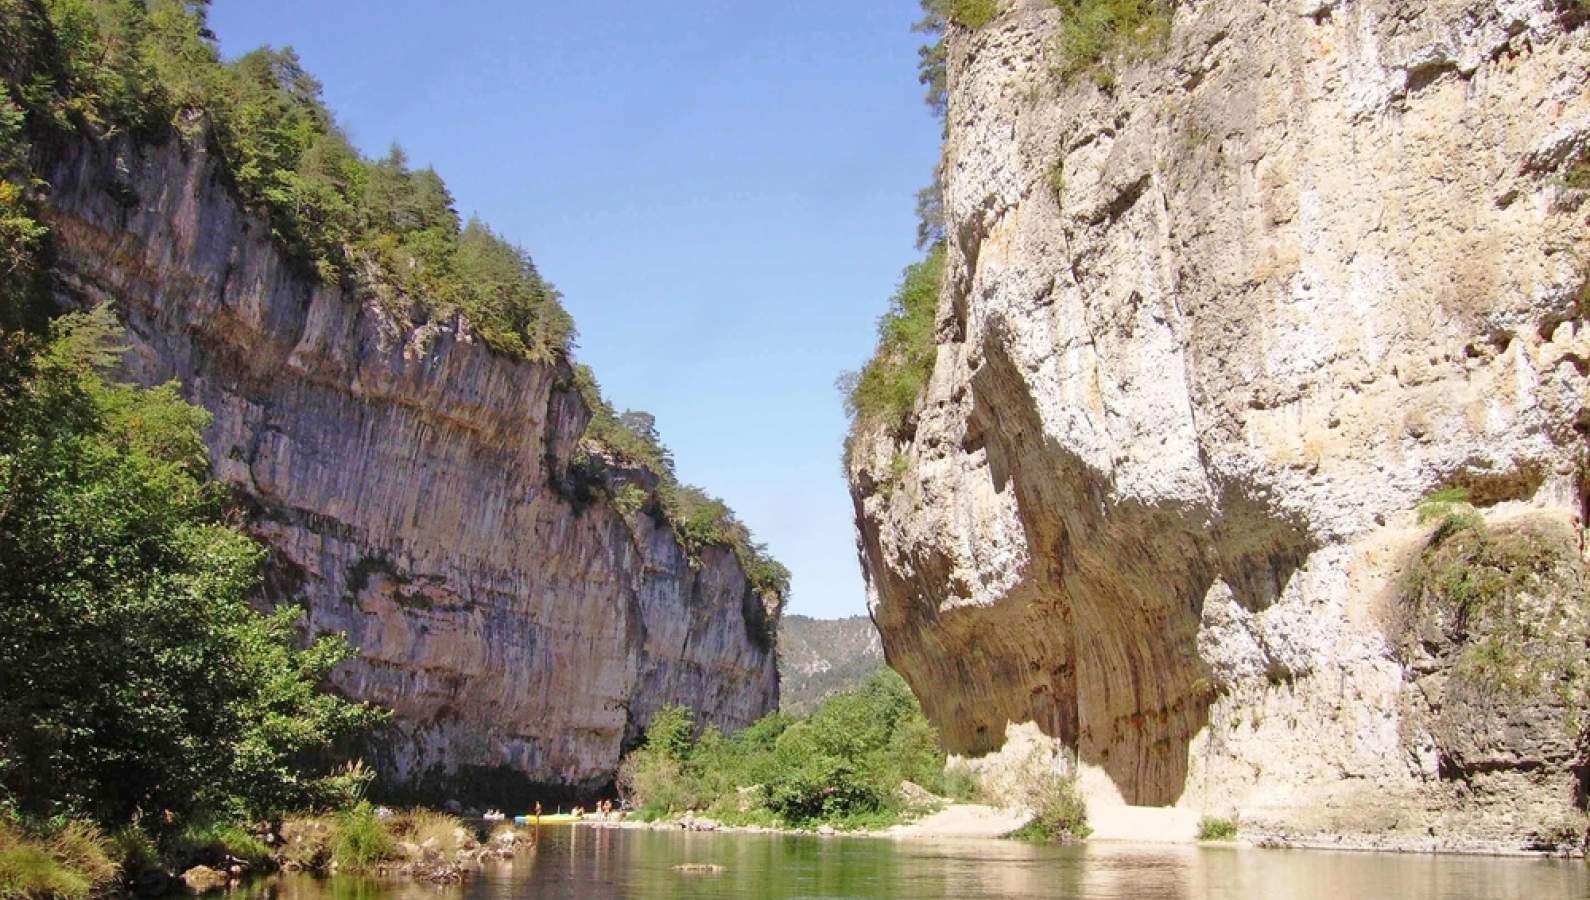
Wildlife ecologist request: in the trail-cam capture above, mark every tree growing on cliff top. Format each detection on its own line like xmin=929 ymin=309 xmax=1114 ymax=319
xmin=0 ymin=309 xmax=384 ymax=824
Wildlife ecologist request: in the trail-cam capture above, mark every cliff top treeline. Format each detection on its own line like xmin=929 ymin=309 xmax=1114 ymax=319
xmin=0 ymin=0 xmax=787 ymax=603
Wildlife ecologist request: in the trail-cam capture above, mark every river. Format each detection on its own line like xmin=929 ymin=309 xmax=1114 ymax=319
xmin=242 ymin=825 xmax=1589 ymax=899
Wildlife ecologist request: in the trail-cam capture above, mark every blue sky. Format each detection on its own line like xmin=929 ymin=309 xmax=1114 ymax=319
xmin=208 ymin=1 xmax=941 ymax=618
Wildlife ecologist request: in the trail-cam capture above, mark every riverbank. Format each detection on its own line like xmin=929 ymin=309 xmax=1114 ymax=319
xmin=587 ymin=801 xmax=1032 ymax=840
xmin=590 ymin=803 xmax=1586 ymax=859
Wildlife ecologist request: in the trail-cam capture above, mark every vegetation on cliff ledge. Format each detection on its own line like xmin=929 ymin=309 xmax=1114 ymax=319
xmin=1 ymin=0 xmax=786 ymax=603
xmin=1051 ymin=0 xmax=1175 ymax=85
xmin=839 ymin=244 xmax=945 ymax=468
xmin=2 ymin=0 xmax=574 ymax=360
xmin=569 ymin=366 xmax=790 ymax=607
xmin=1402 ymin=490 xmax=1590 ymax=705
xmin=915 ymin=0 xmax=1178 ymax=96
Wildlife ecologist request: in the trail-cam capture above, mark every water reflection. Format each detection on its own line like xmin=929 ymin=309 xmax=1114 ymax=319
xmin=238 ymin=826 xmax=1590 ymax=899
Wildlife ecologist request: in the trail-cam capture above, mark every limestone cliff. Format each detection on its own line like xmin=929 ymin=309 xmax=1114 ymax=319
xmin=39 ymin=129 xmax=780 ymax=804
xmin=849 ymin=0 xmax=1590 ymax=852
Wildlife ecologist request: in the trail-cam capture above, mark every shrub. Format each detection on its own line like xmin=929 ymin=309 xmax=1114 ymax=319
xmin=619 ymin=751 xmax=699 ymax=821
xmin=1009 ymin=767 xmax=1090 ymax=842
xmin=933 ymin=0 xmax=1000 ymax=29
xmin=841 ymin=244 xmax=945 ymax=447
xmin=941 ymin=763 xmax=982 ymax=801
xmin=1197 ymin=815 xmax=1238 ymax=841
xmin=611 ymin=482 xmax=647 ymax=515
xmin=330 ymin=803 xmax=396 ymax=871
xmin=1051 ymin=0 xmax=1175 ymax=85
xmin=1047 ymin=156 xmax=1066 ymax=202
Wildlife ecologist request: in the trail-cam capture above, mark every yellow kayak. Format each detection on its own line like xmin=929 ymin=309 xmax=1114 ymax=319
xmin=512 ymin=813 xmax=583 ymax=825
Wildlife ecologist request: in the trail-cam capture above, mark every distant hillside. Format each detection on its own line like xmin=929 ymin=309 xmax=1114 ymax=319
xmin=778 ymin=615 xmax=886 ymax=714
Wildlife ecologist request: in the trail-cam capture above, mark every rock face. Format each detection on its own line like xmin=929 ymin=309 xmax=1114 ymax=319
xmin=39 ymin=131 xmax=780 ymax=802
xmin=849 ymin=0 xmax=1590 ymax=851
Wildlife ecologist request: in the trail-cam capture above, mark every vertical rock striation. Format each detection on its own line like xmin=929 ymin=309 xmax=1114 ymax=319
xmin=850 ymin=0 xmax=1590 ymax=850
xmin=39 ymin=130 xmax=780 ymax=803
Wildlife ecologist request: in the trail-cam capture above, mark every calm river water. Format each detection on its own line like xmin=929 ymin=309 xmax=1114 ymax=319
xmin=242 ymin=826 xmax=1590 ymax=899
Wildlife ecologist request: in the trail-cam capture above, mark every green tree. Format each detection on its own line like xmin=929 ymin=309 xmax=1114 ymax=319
xmin=644 ymin=705 xmax=696 ymax=763
xmin=617 ymin=670 xmax=946 ymax=829
xmin=0 ymin=309 xmax=383 ymax=823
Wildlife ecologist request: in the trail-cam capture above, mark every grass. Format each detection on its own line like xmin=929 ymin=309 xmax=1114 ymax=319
xmin=279 ymin=806 xmax=474 ymax=872
xmin=107 ymin=826 xmax=158 ymax=876
xmin=1197 ymin=816 xmax=1239 ymax=841
xmin=1051 ymin=0 xmax=1176 ymax=86
xmin=0 ymin=818 xmax=118 ymax=900
xmin=385 ymin=810 xmax=470 ymax=857
xmin=1047 ymin=157 xmax=1066 ymax=203
xmin=330 ymin=803 xmax=398 ymax=870
xmin=1415 ymin=486 xmax=1474 ymax=524
xmin=168 ymin=818 xmax=272 ymax=867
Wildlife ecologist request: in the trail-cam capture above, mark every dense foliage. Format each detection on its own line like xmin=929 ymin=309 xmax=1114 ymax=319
xmin=0 ymin=309 xmax=384 ymax=826
xmin=839 ymin=5 xmax=957 ymax=470
xmin=618 ymin=670 xmax=948 ymax=830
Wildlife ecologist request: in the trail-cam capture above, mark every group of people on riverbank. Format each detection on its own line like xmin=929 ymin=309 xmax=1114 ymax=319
xmin=570 ymin=799 xmax=625 ymax=821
